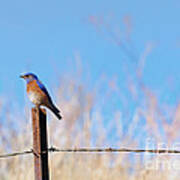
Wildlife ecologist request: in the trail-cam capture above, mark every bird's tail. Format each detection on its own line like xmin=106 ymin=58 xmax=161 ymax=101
xmin=48 ymin=103 xmax=62 ymax=120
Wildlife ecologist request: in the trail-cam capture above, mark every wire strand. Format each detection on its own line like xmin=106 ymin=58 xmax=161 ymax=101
xmin=0 ymin=147 xmax=180 ymax=159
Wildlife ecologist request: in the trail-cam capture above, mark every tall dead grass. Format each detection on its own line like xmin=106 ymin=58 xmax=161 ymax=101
xmin=0 ymin=65 xmax=180 ymax=180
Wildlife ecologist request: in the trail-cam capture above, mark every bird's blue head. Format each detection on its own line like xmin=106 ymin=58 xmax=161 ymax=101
xmin=20 ymin=73 xmax=38 ymax=83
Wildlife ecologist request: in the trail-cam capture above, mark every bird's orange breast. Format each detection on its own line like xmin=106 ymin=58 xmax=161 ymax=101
xmin=27 ymin=80 xmax=48 ymax=105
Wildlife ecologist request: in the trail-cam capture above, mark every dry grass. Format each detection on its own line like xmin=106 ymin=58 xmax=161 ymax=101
xmin=0 ymin=67 xmax=180 ymax=180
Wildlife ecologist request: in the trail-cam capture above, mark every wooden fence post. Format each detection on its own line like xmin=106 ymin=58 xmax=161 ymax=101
xmin=32 ymin=107 xmax=49 ymax=180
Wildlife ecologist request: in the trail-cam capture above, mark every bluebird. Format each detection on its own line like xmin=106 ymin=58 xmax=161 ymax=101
xmin=20 ymin=73 xmax=62 ymax=120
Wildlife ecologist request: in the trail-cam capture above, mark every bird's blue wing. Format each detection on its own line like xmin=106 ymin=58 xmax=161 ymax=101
xmin=36 ymin=80 xmax=53 ymax=103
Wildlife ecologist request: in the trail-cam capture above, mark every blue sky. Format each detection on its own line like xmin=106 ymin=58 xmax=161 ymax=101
xmin=1 ymin=0 xmax=180 ymax=111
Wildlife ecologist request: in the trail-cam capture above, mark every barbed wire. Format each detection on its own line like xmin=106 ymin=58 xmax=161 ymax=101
xmin=0 ymin=147 xmax=180 ymax=159
xmin=0 ymin=150 xmax=33 ymax=158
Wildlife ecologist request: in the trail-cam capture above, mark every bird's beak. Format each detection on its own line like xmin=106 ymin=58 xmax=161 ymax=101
xmin=20 ymin=75 xmax=25 ymax=79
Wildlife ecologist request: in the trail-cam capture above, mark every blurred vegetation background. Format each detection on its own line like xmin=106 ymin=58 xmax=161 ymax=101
xmin=1 ymin=55 xmax=180 ymax=179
